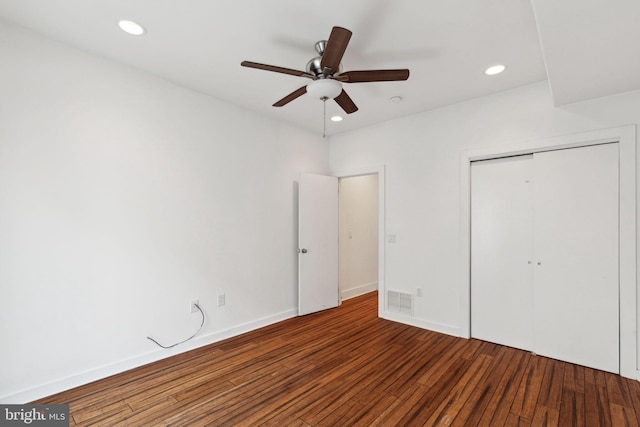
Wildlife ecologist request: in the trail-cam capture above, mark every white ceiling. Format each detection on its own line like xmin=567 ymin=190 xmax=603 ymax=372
xmin=0 ymin=0 xmax=637 ymax=136
xmin=531 ymin=0 xmax=640 ymax=106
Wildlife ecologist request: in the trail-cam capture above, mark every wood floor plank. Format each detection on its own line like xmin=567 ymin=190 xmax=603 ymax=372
xmin=510 ymin=354 xmax=548 ymax=419
xmin=170 ymin=359 xmax=325 ymax=426
xmin=417 ymin=336 xmax=470 ymax=387
xmin=505 ymin=412 xmax=532 ymax=427
xmin=296 ymin=345 xmax=409 ymax=425
xmin=110 ymin=396 xmax=179 ymax=427
xmin=340 ymin=393 xmax=397 ymax=426
xmin=476 ymin=350 xmax=531 ymax=426
xmin=459 ymin=337 xmax=484 ymax=360
xmin=71 ymin=399 xmax=131 ymax=424
xmin=394 ymin=357 xmax=475 ymax=425
xmin=627 ymin=379 xmax=640 ymax=420
xmin=368 ymin=383 xmax=430 ymax=426
xmin=315 ymin=398 xmax=362 ymax=426
xmin=249 ymin=354 xmax=373 ymax=426
xmin=605 ymin=371 xmax=634 ymax=407
xmin=610 ymin=403 xmax=640 ymax=426
xmin=361 ymin=334 xmax=444 ymax=398
xmin=536 ymin=358 xmax=566 ymax=410
xmin=564 ymin=362 xmax=586 ymax=394
xmin=585 ymin=366 xmax=608 ymax=387
xmin=232 ymin=353 xmax=372 ymax=425
xmin=424 ymin=353 xmax=494 ymax=425
xmin=531 ymin=404 xmax=560 ymax=426
xmin=72 ymin=402 xmax=133 ymax=427
xmin=31 ymin=292 xmax=639 ymax=426
xmin=585 ymin=383 xmax=613 ymax=427
xmin=452 ymin=345 xmax=518 ymax=426
xmin=558 ymin=389 xmax=585 ymax=427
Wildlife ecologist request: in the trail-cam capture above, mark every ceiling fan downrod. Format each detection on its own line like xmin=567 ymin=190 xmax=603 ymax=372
xmin=322 ymin=97 xmax=327 ymax=138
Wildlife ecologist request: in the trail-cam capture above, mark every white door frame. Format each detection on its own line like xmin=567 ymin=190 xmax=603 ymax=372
xmin=459 ymin=125 xmax=637 ymax=379
xmin=333 ymin=165 xmax=386 ymax=317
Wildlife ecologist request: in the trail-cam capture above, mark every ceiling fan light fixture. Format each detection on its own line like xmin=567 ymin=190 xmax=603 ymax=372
xmin=118 ymin=20 xmax=146 ymax=36
xmin=485 ymin=64 xmax=506 ymax=76
xmin=306 ymin=78 xmax=342 ymax=100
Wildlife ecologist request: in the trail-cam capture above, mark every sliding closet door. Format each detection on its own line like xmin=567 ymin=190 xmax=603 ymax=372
xmin=471 ymin=144 xmax=619 ymax=373
xmin=471 ymin=155 xmax=534 ymax=351
xmin=533 ymin=143 xmax=619 ymax=373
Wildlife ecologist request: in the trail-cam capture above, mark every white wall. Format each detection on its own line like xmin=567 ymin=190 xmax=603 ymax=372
xmin=330 ymin=81 xmax=640 ymax=371
xmin=0 ymin=21 xmax=328 ymax=402
xmin=338 ymin=174 xmax=378 ymax=300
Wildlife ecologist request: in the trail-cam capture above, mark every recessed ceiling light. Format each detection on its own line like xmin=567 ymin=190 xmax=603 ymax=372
xmin=331 ymin=116 xmax=343 ymax=122
xmin=485 ymin=64 xmax=506 ymax=76
xmin=118 ymin=20 xmax=146 ymax=36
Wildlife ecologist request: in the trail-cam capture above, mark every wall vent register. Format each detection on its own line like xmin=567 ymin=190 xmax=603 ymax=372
xmin=387 ymin=290 xmax=413 ymax=316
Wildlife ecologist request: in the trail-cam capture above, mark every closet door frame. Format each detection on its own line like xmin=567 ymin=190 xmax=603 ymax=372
xmin=459 ymin=125 xmax=637 ymax=379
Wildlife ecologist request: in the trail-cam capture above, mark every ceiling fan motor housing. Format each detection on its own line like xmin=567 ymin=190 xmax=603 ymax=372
xmin=306 ymin=58 xmax=342 ymax=77
xmin=307 ymin=40 xmax=343 ymax=77
xmin=306 ymin=56 xmax=323 ymax=76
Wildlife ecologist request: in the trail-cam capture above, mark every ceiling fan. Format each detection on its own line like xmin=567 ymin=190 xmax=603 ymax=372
xmin=241 ymin=26 xmax=410 ymax=114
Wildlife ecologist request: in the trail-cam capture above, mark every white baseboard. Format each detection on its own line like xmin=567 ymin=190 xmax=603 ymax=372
xmin=381 ymin=311 xmax=461 ymax=337
xmin=1 ymin=309 xmax=298 ymax=404
xmin=341 ymin=282 xmax=378 ymax=301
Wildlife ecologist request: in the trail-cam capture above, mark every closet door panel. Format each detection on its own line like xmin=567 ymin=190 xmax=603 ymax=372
xmin=471 ymin=155 xmax=534 ymax=351
xmin=533 ymin=144 xmax=619 ymax=373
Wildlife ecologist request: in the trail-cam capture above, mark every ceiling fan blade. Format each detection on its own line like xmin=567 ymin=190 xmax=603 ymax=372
xmin=273 ymin=86 xmax=308 ymax=107
xmin=334 ymin=89 xmax=358 ymax=114
xmin=320 ymin=27 xmax=352 ymax=73
xmin=241 ymin=61 xmax=314 ymax=79
xmin=340 ymin=69 xmax=410 ymax=83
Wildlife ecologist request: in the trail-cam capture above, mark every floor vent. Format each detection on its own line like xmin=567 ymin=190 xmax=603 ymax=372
xmin=387 ymin=290 xmax=413 ymax=315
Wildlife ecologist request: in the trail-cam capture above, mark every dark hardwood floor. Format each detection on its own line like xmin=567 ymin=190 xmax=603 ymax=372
xmin=35 ymin=292 xmax=640 ymax=426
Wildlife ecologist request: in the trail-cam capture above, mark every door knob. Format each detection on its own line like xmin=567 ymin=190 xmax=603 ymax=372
xmin=299 ymin=248 xmax=308 ymax=254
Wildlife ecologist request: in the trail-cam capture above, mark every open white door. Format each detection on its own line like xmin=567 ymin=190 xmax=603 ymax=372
xmin=298 ymin=173 xmax=339 ymax=315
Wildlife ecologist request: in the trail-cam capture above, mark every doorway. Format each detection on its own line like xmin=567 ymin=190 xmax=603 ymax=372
xmin=339 ymin=174 xmax=379 ymax=301
xmin=297 ymin=167 xmax=386 ymax=317
xmin=335 ymin=166 xmax=386 ymax=316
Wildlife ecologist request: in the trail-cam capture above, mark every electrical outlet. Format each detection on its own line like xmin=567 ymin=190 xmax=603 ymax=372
xmin=217 ymin=294 xmax=226 ymax=307
xmin=416 ymin=288 xmax=422 ymax=297
xmin=190 ymin=299 xmax=199 ymax=313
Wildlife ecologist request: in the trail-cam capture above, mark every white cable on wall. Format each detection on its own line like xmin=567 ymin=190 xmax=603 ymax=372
xmin=146 ymin=303 xmax=205 ymax=349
